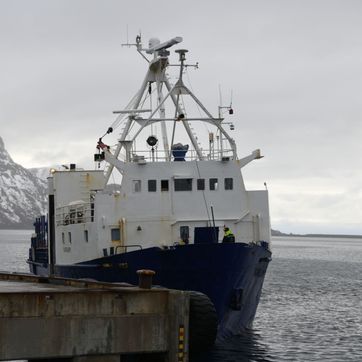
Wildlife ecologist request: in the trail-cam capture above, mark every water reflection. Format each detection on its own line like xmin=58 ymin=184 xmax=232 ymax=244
xmin=191 ymin=330 xmax=275 ymax=362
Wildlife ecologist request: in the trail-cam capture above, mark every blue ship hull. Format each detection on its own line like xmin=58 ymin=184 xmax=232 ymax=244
xmin=29 ymin=242 xmax=271 ymax=340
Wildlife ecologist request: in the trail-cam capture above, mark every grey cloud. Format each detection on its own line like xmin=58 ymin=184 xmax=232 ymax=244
xmin=1 ymin=0 xmax=362 ymax=234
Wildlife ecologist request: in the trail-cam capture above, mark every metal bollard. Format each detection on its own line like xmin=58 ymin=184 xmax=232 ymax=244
xmin=136 ymin=269 xmax=156 ymax=289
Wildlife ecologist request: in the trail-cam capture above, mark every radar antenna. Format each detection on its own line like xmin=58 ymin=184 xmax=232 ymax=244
xmin=146 ymin=37 xmax=183 ymax=54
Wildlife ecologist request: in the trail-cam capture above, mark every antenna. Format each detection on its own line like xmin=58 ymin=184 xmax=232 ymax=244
xmin=218 ymin=87 xmax=234 ymax=117
xmin=146 ymin=36 xmax=183 ymax=54
xmin=219 ymin=85 xmax=223 ymax=108
xmin=122 ymin=31 xmax=141 ymax=48
xmin=218 ymin=86 xmax=235 ymax=131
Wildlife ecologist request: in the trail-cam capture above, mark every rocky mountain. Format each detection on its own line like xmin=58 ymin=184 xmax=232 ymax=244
xmin=0 ymin=137 xmax=47 ymax=229
xmin=28 ymin=167 xmax=52 ymax=181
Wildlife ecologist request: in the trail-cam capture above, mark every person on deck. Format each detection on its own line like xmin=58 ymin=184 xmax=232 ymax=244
xmin=222 ymin=226 xmax=235 ymax=243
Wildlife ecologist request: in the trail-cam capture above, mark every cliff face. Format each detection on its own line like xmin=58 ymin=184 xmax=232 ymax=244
xmin=0 ymin=137 xmax=47 ymax=229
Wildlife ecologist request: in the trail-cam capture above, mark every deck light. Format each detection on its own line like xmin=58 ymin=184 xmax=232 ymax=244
xmin=146 ymin=135 xmax=158 ymax=147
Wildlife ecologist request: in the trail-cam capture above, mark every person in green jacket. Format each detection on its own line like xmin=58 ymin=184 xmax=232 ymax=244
xmin=222 ymin=226 xmax=235 ymax=243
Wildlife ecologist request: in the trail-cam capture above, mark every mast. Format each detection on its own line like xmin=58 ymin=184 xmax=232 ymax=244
xmin=100 ymin=35 xmax=238 ymax=183
xmin=154 ymin=52 xmax=170 ymax=160
xmin=104 ymin=72 xmax=151 ymax=185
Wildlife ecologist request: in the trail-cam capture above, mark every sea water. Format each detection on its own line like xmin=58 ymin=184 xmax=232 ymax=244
xmin=0 ymin=230 xmax=361 ymax=361
xmin=0 ymin=229 xmax=32 ymax=273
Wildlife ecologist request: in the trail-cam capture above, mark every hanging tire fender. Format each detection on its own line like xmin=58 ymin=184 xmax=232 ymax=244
xmin=188 ymin=291 xmax=218 ymax=352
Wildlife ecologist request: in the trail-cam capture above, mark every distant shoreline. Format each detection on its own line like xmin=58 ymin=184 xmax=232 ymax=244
xmin=271 ymin=230 xmax=362 ymax=239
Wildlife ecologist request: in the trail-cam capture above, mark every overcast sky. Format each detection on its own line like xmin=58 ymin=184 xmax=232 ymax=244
xmin=1 ymin=0 xmax=362 ymax=235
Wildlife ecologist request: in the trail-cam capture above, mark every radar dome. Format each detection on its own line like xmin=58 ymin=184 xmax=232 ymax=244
xmin=149 ymin=38 xmax=160 ymax=49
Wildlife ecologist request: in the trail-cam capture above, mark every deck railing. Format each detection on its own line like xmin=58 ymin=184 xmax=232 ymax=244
xmin=56 ymin=202 xmax=94 ymax=226
xmin=118 ymin=148 xmax=235 ymax=163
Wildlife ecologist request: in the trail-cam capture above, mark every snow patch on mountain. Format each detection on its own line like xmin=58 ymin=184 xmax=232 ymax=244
xmin=28 ymin=167 xmax=53 ymax=181
xmin=0 ymin=136 xmax=47 ymax=229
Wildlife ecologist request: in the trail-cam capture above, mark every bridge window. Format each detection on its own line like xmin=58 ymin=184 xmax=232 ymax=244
xmin=84 ymin=230 xmax=89 ymax=242
xmin=68 ymin=232 xmax=72 ymax=243
xmin=62 ymin=232 xmax=65 ymax=244
xmin=174 ymin=178 xmax=192 ymax=191
xmin=225 ymin=178 xmax=233 ymax=190
xmin=111 ymin=228 xmax=120 ymax=242
xmin=148 ymin=179 xmax=157 ymax=192
xmin=209 ymin=178 xmax=218 ymax=191
xmin=161 ymin=179 xmax=169 ymax=191
xmin=197 ymin=178 xmax=205 ymax=190
xmin=132 ymin=180 xmax=141 ymax=192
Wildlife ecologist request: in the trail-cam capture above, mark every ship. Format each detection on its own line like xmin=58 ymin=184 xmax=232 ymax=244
xmin=28 ymin=35 xmax=272 ymax=341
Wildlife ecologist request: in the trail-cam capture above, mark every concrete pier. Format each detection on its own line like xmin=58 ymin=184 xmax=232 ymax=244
xmin=0 ymin=273 xmax=189 ymax=362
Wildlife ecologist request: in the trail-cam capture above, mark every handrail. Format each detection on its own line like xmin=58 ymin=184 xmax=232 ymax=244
xmin=118 ymin=148 xmax=235 ymax=163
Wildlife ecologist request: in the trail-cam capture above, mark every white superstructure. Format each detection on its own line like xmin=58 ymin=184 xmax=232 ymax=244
xmin=49 ymin=36 xmax=270 ymax=265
